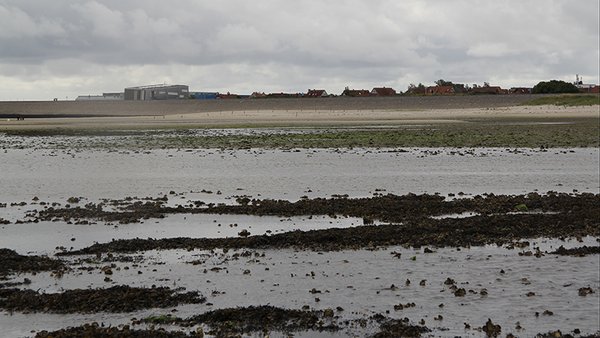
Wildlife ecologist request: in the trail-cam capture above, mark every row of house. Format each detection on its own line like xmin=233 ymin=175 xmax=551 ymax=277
xmin=77 ymin=85 xmax=399 ymax=101
xmin=74 ymin=84 xmax=521 ymax=101
xmin=340 ymin=86 xmax=398 ymax=97
xmin=405 ymin=83 xmax=531 ymax=96
xmin=192 ymin=86 xmax=398 ymax=100
xmin=411 ymin=76 xmax=599 ymax=96
xmin=76 ymin=78 xmax=598 ymax=101
xmin=426 ymin=84 xmax=513 ymax=95
xmin=419 ymin=84 xmax=599 ymax=95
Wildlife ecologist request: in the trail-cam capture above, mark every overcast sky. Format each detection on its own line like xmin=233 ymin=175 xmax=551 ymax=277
xmin=0 ymin=0 xmax=598 ymax=100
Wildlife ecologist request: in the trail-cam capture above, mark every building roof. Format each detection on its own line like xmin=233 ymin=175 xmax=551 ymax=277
xmin=306 ymin=89 xmax=327 ymax=97
xmin=217 ymin=92 xmax=240 ymax=99
xmin=471 ymin=86 xmax=506 ymax=94
xmin=426 ymin=86 xmax=454 ymax=94
xmin=509 ymin=87 xmax=532 ymax=94
xmin=75 ymin=95 xmax=103 ymax=101
xmin=125 ymin=84 xmax=188 ymax=90
xmin=371 ymin=87 xmax=397 ymax=96
xmin=342 ymin=87 xmax=370 ymax=97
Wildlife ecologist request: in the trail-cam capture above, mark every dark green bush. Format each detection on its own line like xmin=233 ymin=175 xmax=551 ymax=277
xmin=532 ymin=80 xmax=579 ymax=94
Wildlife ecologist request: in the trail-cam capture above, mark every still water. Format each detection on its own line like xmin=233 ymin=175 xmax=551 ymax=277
xmin=1 ymin=147 xmax=597 ymax=202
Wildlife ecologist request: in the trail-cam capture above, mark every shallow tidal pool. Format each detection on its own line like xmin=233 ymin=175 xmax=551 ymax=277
xmin=0 ymin=146 xmax=599 ymax=337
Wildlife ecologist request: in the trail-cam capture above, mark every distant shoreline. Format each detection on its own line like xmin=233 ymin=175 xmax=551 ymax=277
xmin=1 ymin=95 xmax=598 ymax=147
xmin=0 ymin=95 xmax=544 ymax=118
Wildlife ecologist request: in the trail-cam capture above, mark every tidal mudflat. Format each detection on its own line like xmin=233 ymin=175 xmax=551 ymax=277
xmin=1 ymin=103 xmax=599 ymax=337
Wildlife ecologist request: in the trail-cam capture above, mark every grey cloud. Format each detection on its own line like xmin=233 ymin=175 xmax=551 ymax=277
xmin=0 ymin=0 xmax=598 ymax=100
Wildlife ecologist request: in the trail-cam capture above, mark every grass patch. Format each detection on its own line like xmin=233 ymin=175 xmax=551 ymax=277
xmin=521 ymin=95 xmax=599 ymax=106
xmin=114 ymin=122 xmax=600 ymax=148
xmin=1 ymin=118 xmax=598 ymax=149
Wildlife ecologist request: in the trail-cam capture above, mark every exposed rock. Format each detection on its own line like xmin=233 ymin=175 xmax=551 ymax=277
xmin=482 ymin=318 xmax=501 ymax=337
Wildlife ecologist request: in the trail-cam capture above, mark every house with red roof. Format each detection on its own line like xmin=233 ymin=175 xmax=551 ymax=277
xmin=341 ymin=87 xmax=370 ymax=97
xmin=425 ymin=85 xmax=455 ymax=95
xmin=370 ymin=87 xmax=397 ymax=96
xmin=470 ymin=86 xmax=507 ymax=95
xmin=305 ymin=89 xmax=328 ymax=98
xmin=509 ymin=87 xmax=532 ymax=94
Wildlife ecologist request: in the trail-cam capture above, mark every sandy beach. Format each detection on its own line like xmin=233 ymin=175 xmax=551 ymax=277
xmin=0 ymin=97 xmax=598 ymax=131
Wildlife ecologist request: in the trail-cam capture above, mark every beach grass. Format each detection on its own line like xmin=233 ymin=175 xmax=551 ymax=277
xmin=521 ymin=95 xmax=599 ymax=106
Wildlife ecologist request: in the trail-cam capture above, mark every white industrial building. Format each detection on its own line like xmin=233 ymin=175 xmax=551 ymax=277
xmin=124 ymin=84 xmax=189 ymax=101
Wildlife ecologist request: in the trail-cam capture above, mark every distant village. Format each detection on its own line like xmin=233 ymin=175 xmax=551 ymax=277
xmin=75 ymin=76 xmax=599 ymax=101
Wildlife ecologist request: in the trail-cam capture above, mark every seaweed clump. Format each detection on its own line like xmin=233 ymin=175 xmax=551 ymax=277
xmin=0 ymin=285 xmax=205 ymax=313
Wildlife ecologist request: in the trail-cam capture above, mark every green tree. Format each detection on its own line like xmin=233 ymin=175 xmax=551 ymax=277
xmin=532 ymin=80 xmax=579 ymax=94
xmin=435 ymin=79 xmax=453 ymax=86
xmin=406 ymin=83 xmax=426 ymax=95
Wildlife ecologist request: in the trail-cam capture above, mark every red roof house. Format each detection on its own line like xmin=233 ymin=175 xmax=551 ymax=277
xmin=341 ymin=87 xmax=371 ymax=97
xmin=371 ymin=87 xmax=397 ymax=96
xmin=509 ymin=87 xmax=532 ymax=94
xmin=470 ymin=86 xmax=506 ymax=95
xmin=305 ymin=89 xmax=328 ymax=98
xmin=425 ymin=85 xmax=455 ymax=95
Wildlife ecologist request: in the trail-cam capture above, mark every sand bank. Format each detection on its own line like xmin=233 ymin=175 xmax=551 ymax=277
xmin=0 ymin=105 xmax=597 ymax=131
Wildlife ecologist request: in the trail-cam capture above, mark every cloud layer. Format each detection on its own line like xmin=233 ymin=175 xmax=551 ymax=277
xmin=1 ymin=0 xmax=598 ymax=100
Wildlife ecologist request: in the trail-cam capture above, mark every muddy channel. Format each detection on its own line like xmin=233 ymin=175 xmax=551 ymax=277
xmin=0 ymin=145 xmax=599 ymax=337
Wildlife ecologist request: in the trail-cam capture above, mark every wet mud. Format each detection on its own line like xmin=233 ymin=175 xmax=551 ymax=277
xmin=0 ymin=285 xmax=205 ymax=313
